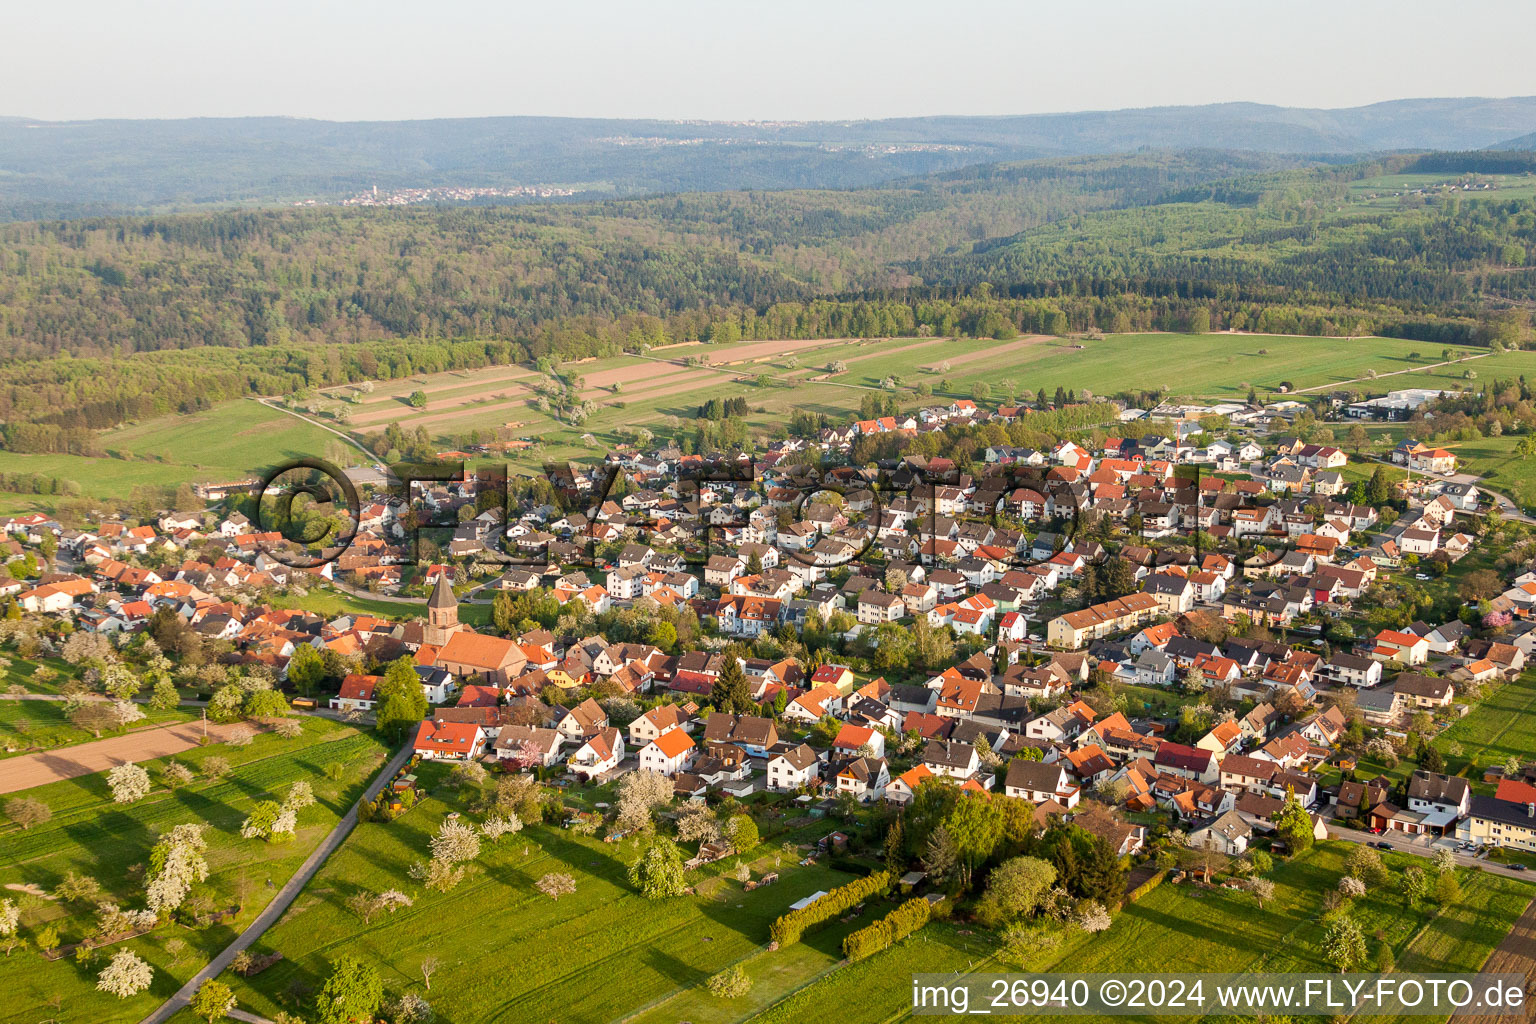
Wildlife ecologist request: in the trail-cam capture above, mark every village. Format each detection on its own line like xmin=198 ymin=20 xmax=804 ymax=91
xmin=6 ymin=385 xmax=1536 ymax=858
xmin=6 ymin=383 xmax=1536 ymax=1023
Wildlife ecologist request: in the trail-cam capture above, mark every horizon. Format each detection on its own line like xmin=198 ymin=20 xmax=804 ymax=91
xmin=6 ymin=93 xmax=1536 ymax=126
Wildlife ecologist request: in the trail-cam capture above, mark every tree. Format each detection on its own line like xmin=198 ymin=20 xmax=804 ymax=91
xmin=723 ymin=814 xmax=759 ymax=852
xmin=148 ymin=677 xmax=181 ymax=711
xmin=1323 ymin=916 xmax=1367 ymax=972
xmin=409 ymin=858 xmax=467 ymax=893
xmin=1432 ymin=847 xmax=1457 ymax=874
xmin=709 ymin=656 xmax=755 ymax=716
xmin=1247 ymin=877 xmax=1276 ymax=908
xmin=240 ymin=800 xmax=297 ymax=842
xmin=480 ymin=814 xmax=523 ymax=844
xmin=706 ymin=964 xmax=752 ymax=998
xmin=1339 ymin=875 xmax=1367 ymax=898
xmin=430 ymin=818 xmax=482 ymax=865
xmin=1433 ymin=869 xmax=1461 ymax=906
xmin=922 ymin=826 xmax=959 ymax=888
xmin=107 ymin=762 xmax=151 ymax=804
xmin=388 ymin=992 xmax=435 ymax=1024
xmin=285 ymin=643 xmax=326 ymax=697
xmin=97 ymin=949 xmax=154 ymax=998
xmin=70 ymin=701 xmax=121 ymax=738
xmin=630 ymin=833 xmax=689 ymax=899
xmin=1346 ymin=845 xmax=1389 ymax=886
xmin=191 ymin=979 xmax=237 ymax=1023
xmin=976 ymin=856 xmax=1057 ymax=927
xmin=4 ymin=797 xmax=50 ymax=829
xmin=1273 ymin=787 xmax=1314 ymax=856
xmin=374 ymin=656 xmax=428 ymax=740
xmin=315 ymin=955 xmax=383 ymax=1024
xmin=146 ymin=823 xmax=209 ymax=914
xmin=1074 ymin=901 xmax=1113 ymax=933
xmin=1402 ymin=865 xmax=1431 ymax=907
xmin=408 ymin=390 xmax=428 ymax=408
xmin=0 ymin=900 xmax=18 ymax=938
xmin=420 ymin=955 xmax=441 ymax=991
xmin=535 ymin=873 xmax=576 ymax=901
xmin=615 ymin=769 xmax=673 ymax=831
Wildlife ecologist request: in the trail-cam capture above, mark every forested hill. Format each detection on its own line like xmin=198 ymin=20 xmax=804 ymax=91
xmin=1 ymin=150 xmax=1534 ymax=454
xmin=4 ymin=96 xmax=1536 ymax=216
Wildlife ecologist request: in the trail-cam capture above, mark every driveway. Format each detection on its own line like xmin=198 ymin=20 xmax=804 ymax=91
xmin=0 ymin=719 xmax=244 ymax=795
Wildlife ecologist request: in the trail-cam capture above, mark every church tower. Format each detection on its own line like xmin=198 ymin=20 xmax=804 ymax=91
xmin=423 ymin=572 xmax=463 ymax=648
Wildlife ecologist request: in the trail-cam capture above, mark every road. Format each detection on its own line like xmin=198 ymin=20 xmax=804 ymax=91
xmin=135 ymin=742 xmax=414 ymax=1024
xmin=1328 ymin=822 xmax=1534 ymax=881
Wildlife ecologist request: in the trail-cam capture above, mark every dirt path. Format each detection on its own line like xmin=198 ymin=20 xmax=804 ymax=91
xmin=1449 ymin=894 xmax=1536 ymax=1024
xmin=0 ymin=719 xmax=243 ymax=794
xmin=1292 ymin=351 xmax=1492 ymax=394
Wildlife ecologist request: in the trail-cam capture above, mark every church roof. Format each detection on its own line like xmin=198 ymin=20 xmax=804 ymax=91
xmin=428 ymin=573 xmax=457 ymax=611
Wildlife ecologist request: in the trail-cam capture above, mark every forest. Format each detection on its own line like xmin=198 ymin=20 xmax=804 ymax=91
xmin=1 ymin=149 xmax=1533 ymax=455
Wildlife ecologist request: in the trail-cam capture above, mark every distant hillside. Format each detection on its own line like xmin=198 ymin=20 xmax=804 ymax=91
xmin=1491 ymin=131 xmax=1536 ymax=150
xmin=3 ymin=96 xmax=1536 ymax=217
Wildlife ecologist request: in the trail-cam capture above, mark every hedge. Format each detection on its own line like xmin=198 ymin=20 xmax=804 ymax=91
xmin=842 ymin=895 xmax=932 ymax=960
xmin=769 ymin=870 xmax=892 ymax=946
xmin=1124 ymin=869 xmax=1167 ymax=906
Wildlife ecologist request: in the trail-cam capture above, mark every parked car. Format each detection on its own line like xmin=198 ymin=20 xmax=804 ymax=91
xmin=1375 ymin=841 xmax=1393 ymax=850
xmin=1512 ymin=864 xmax=1527 ymax=872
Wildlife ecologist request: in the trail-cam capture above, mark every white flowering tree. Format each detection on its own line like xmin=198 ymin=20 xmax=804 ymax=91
xmin=111 ymin=701 xmax=146 ymax=728
xmin=479 ymin=814 xmax=523 ymax=844
xmin=283 ymin=780 xmax=316 ymax=813
xmin=429 ymin=818 xmax=481 ymax=864
xmin=145 ymin=823 xmax=209 ymax=915
xmin=1339 ymin=875 xmax=1367 ymax=898
xmin=0 ymin=899 xmax=18 ymax=937
xmin=107 ymin=763 xmax=152 ymax=804
xmin=96 ymin=949 xmax=154 ymax=998
xmin=239 ymin=800 xmax=297 ymax=842
xmin=1074 ymin=902 xmax=1112 ymax=933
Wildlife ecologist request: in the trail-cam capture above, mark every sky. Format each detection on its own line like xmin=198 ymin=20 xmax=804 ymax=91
xmin=8 ymin=0 xmax=1536 ymax=122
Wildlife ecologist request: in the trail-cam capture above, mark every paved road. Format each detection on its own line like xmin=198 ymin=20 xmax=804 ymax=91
xmin=0 ymin=719 xmax=243 ymax=795
xmin=136 ymin=742 xmax=413 ymax=1024
xmin=1328 ymin=822 xmax=1534 ymax=881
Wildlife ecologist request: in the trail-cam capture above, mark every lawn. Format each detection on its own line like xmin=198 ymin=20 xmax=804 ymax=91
xmin=223 ymin=766 xmax=864 ymax=1024
xmin=0 ymin=717 xmax=392 ymax=1024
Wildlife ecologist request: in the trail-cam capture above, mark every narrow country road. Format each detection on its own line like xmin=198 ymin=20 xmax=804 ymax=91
xmin=135 ymin=742 xmax=414 ymax=1024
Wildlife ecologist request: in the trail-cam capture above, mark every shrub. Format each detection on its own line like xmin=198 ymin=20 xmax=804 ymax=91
xmin=843 ymin=896 xmax=931 ymax=960
xmin=769 ymin=870 xmax=891 ymax=947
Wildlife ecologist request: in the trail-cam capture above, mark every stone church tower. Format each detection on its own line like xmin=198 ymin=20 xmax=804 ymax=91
xmin=423 ymin=572 xmax=463 ymax=648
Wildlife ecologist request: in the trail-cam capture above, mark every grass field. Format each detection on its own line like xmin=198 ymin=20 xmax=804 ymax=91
xmin=739 ymin=842 xmax=1529 ymax=1024
xmin=0 ymin=331 xmax=1522 ymax=514
xmin=0 ymin=717 xmax=392 ymax=1024
xmin=222 ymin=764 xmax=862 ymax=1024
xmin=0 ymin=400 xmax=340 ymax=514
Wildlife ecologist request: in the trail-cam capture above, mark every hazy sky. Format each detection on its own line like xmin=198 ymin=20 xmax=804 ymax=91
xmin=8 ymin=0 xmax=1536 ymax=122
